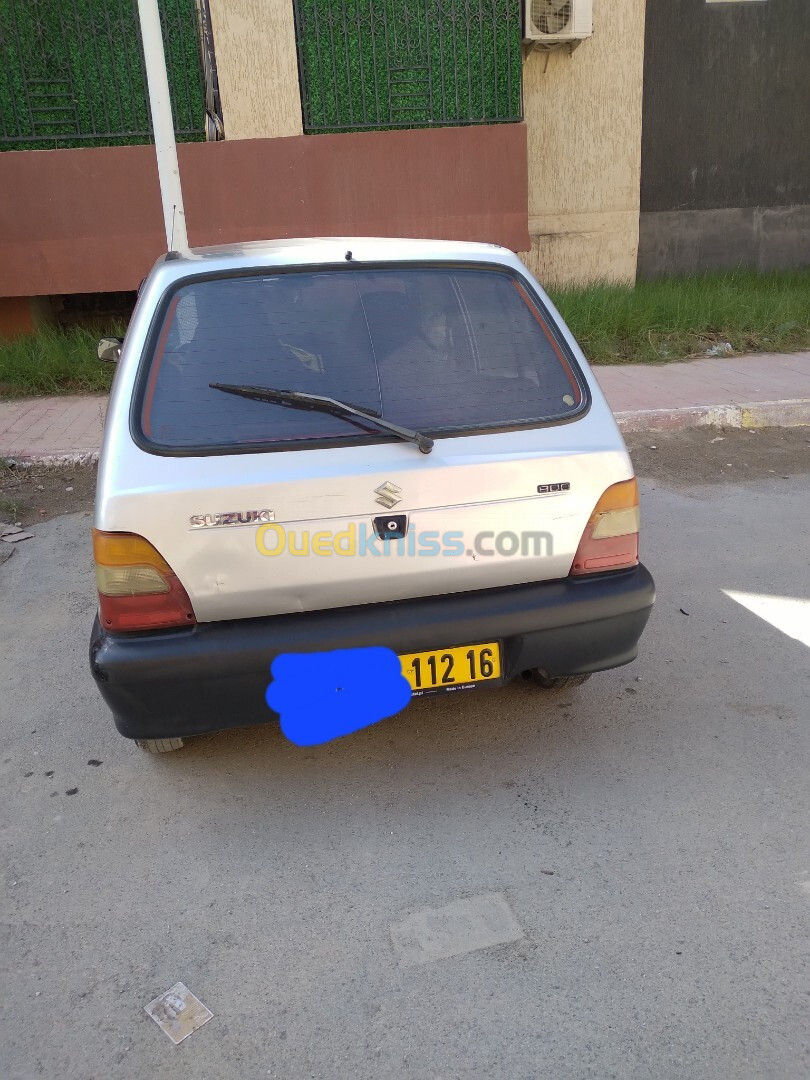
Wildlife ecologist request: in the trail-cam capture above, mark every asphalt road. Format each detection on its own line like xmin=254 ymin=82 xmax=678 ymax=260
xmin=1 ymin=439 xmax=808 ymax=1079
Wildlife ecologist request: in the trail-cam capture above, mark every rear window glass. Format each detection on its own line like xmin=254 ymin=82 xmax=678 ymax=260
xmin=138 ymin=267 xmax=585 ymax=451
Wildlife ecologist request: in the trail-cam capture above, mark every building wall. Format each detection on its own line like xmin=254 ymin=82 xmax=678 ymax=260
xmin=207 ymin=0 xmax=302 ymax=139
xmin=0 ymin=298 xmax=38 ymax=341
xmin=208 ymin=0 xmax=647 ymax=286
xmin=639 ymin=0 xmax=810 ymax=276
xmin=0 ymin=0 xmax=649 ymax=325
xmin=521 ymin=0 xmax=648 ymax=285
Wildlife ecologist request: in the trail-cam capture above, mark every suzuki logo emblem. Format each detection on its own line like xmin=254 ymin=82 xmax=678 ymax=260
xmin=374 ymin=481 xmax=402 ymax=509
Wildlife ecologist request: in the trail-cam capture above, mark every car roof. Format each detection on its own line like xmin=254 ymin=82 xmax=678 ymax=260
xmin=156 ymin=236 xmax=515 ymax=274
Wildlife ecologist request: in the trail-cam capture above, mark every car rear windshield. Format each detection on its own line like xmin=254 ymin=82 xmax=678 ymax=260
xmin=138 ymin=266 xmax=586 ymax=452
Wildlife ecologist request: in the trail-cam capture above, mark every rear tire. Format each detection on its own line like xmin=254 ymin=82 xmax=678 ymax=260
xmin=529 ymin=672 xmax=592 ymax=690
xmin=134 ymin=737 xmax=186 ymax=754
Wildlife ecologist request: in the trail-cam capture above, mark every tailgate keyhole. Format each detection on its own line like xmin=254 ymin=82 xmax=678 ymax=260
xmin=373 ymin=514 xmax=408 ymax=540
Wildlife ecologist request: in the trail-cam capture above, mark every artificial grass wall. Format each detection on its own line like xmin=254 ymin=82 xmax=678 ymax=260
xmin=295 ymin=0 xmax=522 ymax=132
xmin=0 ymin=0 xmax=205 ymax=150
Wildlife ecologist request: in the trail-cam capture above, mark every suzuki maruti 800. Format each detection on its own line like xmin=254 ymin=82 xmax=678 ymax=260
xmin=90 ymin=238 xmax=655 ymax=751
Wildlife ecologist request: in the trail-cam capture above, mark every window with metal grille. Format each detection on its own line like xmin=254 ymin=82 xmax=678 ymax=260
xmin=0 ymin=0 xmax=220 ymax=150
xmin=292 ymin=0 xmax=523 ymax=133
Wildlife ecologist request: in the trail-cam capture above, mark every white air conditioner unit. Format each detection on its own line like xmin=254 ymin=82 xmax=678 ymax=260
xmin=524 ymin=0 xmax=593 ymax=45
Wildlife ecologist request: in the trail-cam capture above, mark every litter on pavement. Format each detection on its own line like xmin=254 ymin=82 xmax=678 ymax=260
xmin=144 ymin=982 xmax=213 ymax=1044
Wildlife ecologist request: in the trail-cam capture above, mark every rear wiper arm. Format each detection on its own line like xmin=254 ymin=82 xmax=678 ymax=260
xmin=209 ymin=383 xmax=434 ymax=454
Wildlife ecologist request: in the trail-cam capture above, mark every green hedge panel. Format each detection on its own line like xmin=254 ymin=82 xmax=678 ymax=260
xmin=0 ymin=0 xmax=205 ymax=150
xmin=295 ymin=0 xmax=522 ymax=133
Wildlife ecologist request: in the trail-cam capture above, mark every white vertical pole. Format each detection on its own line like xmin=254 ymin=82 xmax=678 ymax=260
xmin=137 ymin=0 xmax=189 ymax=251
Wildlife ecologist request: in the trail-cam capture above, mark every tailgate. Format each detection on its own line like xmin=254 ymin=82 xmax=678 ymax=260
xmin=98 ymin=425 xmax=632 ymax=623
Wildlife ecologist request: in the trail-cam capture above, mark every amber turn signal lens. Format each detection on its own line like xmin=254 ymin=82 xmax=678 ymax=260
xmin=93 ymin=530 xmax=172 ymax=574
xmin=588 ymin=477 xmax=638 ymax=515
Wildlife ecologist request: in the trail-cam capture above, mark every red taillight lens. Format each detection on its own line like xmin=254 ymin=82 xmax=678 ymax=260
xmin=570 ymin=479 xmax=640 ymax=576
xmin=93 ymin=530 xmax=196 ymax=632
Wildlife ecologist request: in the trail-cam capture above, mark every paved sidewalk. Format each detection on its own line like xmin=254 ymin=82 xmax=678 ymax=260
xmin=0 ymin=352 xmax=808 ymax=461
xmin=0 ymin=393 xmax=107 ymax=463
xmin=598 ymin=350 xmax=810 ymax=433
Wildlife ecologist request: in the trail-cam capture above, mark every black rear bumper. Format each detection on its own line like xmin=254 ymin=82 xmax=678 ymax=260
xmin=90 ymin=564 xmax=655 ymax=740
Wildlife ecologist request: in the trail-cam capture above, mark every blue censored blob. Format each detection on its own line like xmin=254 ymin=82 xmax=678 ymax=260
xmin=265 ymin=647 xmax=412 ymax=746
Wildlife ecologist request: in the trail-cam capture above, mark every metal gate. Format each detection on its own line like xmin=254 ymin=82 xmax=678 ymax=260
xmin=293 ymin=0 xmax=522 ymax=133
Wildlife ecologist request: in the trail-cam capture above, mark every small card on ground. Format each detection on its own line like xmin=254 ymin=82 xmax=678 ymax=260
xmin=144 ymin=982 xmax=213 ymax=1044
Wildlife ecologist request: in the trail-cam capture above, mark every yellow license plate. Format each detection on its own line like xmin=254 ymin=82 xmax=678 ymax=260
xmin=398 ymin=642 xmax=502 ymax=695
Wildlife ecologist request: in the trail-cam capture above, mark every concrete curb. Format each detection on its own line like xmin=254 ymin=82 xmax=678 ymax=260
xmin=615 ymin=398 xmax=810 ymax=434
xmin=2 ymin=450 xmax=99 ymax=467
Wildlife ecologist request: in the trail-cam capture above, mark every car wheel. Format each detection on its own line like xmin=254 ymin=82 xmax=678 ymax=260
xmin=134 ymin=737 xmax=186 ymax=754
xmin=529 ymin=672 xmax=592 ymax=690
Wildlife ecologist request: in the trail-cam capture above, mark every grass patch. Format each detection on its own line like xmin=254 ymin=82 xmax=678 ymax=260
xmin=0 ymin=327 xmax=117 ymax=398
xmin=548 ymin=270 xmax=810 ymax=365
xmin=1 ymin=270 xmax=808 ymax=399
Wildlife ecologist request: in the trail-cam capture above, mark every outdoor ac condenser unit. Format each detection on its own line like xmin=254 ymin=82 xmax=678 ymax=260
xmin=524 ymin=0 xmax=593 ymax=44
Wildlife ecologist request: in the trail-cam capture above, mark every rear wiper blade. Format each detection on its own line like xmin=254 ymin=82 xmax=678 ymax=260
xmin=209 ymin=383 xmax=434 ymax=454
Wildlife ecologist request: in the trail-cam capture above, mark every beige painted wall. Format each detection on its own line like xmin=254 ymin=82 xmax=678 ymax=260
xmin=521 ymin=0 xmax=647 ymax=285
xmin=208 ymin=0 xmax=303 ymax=140
xmin=208 ymin=0 xmax=645 ymax=282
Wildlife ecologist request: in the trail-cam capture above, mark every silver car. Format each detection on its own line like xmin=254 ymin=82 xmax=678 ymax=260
xmin=90 ymin=238 xmax=654 ymax=752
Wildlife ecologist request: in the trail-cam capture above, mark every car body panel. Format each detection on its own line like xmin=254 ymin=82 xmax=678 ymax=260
xmin=96 ymin=238 xmax=634 ymax=624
